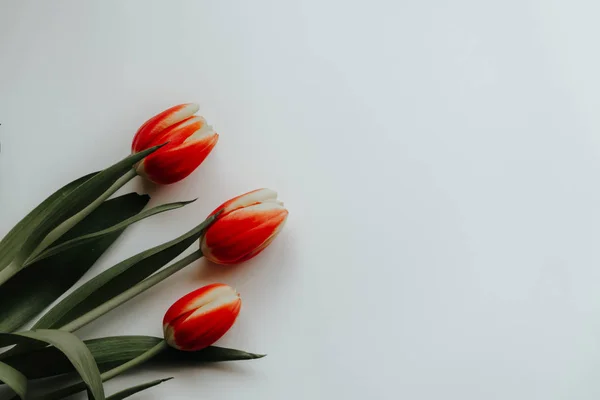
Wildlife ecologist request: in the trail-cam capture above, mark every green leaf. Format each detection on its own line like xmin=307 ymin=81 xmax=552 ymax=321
xmin=0 ymin=173 xmax=95 ymax=272
xmin=37 ymin=376 xmax=172 ymax=400
xmin=0 ymin=193 xmax=150 ymax=333
xmin=28 ymin=199 xmax=195 ymax=265
xmin=0 ymin=145 xmax=161 ymax=284
xmin=3 ymin=336 xmax=160 ymax=378
xmin=3 ymin=336 xmax=265 ymax=380
xmin=33 ymin=215 xmax=217 ymax=331
xmin=61 ymin=249 xmax=203 ymax=333
xmin=106 ymin=378 xmax=172 ymax=400
xmin=26 ymin=341 xmax=167 ymax=400
xmin=0 ymin=361 xmax=27 ymax=399
xmin=0 ymin=330 xmax=104 ymax=399
xmin=161 ymin=345 xmax=267 ymax=364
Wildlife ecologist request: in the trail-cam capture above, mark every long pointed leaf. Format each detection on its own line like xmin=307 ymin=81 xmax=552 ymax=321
xmin=32 ymin=341 xmax=167 ymax=400
xmin=0 ymin=145 xmax=161 ymax=281
xmin=0 ymin=173 xmax=95 ymax=271
xmin=33 ymin=214 xmax=217 ymax=331
xmin=3 ymin=336 xmax=265 ymax=380
xmin=0 ymin=361 xmax=27 ymax=399
xmin=0 ymin=330 xmax=104 ymax=399
xmin=0 ymin=193 xmax=150 ymax=332
xmin=22 ymin=146 xmax=160 ymax=259
xmin=28 ymin=199 xmax=195 ymax=265
xmin=39 ymin=377 xmax=173 ymax=400
xmin=107 ymin=378 xmax=172 ymax=400
xmin=61 ymin=249 xmax=202 ymax=332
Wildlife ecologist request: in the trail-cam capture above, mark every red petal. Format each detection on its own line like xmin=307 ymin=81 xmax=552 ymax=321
xmin=202 ymin=205 xmax=288 ymax=264
xmin=208 ymin=189 xmax=277 ymax=218
xmin=142 ymin=133 xmax=218 ymax=184
xmin=132 ymin=103 xmax=199 ymax=152
xmin=152 ymin=116 xmax=206 ymax=148
xmin=163 ymin=283 xmax=226 ymax=326
xmin=170 ymin=298 xmax=241 ymax=351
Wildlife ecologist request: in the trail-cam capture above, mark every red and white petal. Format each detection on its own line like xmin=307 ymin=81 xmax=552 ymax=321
xmin=163 ymin=284 xmax=241 ymax=351
xmin=169 ymin=300 xmax=240 ymax=351
xmin=184 ymin=122 xmax=216 ymax=144
xmin=152 ymin=116 xmax=206 ymax=148
xmin=201 ymin=203 xmax=288 ymax=264
xmin=237 ymin=213 xmax=288 ymax=262
xmin=132 ymin=103 xmax=199 ymax=152
xmin=140 ymin=132 xmax=219 ymax=185
xmin=208 ymin=188 xmax=279 ymax=218
xmin=163 ymin=283 xmax=230 ymax=327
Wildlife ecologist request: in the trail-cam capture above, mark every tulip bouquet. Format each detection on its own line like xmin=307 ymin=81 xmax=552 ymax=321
xmin=0 ymin=104 xmax=288 ymax=399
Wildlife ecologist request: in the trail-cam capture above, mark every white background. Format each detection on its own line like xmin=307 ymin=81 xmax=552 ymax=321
xmin=2 ymin=0 xmax=600 ymax=399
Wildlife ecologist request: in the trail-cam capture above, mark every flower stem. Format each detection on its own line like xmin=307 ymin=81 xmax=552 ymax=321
xmin=60 ymin=248 xmax=204 ymax=333
xmin=25 ymin=168 xmax=138 ymax=264
xmin=102 ymin=340 xmax=168 ymax=380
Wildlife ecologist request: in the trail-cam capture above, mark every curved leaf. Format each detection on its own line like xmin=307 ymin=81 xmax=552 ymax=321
xmin=0 ymin=361 xmax=26 ymax=399
xmin=33 ymin=214 xmax=217 ymax=331
xmin=3 ymin=336 xmax=265 ymax=380
xmin=0 ymin=145 xmax=162 ymax=284
xmin=0 ymin=330 xmax=104 ymax=399
xmin=32 ymin=341 xmax=167 ymax=400
xmin=3 ymin=336 xmax=159 ymax=378
xmin=61 ymin=249 xmax=202 ymax=332
xmin=28 ymin=199 xmax=195 ymax=265
xmin=0 ymin=193 xmax=150 ymax=332
xmin=107 ymin=378 xmax=172 ymax=400
xmin=0 ymin=173 xmax=95 ymax=272
xmin=162 ymin=345 xmax=267 ymax=364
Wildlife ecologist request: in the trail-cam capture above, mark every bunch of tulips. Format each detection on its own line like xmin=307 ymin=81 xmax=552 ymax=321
xmin=0 ymin=103 xmax=288 ymax=399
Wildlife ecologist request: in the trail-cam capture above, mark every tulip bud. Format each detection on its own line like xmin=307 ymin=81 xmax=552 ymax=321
xmin=132 ymin=103 xmax=219 ymax=184
xmin=163 ymin=283 xmax=241 ymax=351
xmin=200 ymin=189 xmax=288 ymax=265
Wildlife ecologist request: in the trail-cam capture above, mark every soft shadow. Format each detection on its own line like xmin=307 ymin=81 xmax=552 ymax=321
xmin=0 ymin=386 xmax=12 ymax=399
xmin=143 ymin=359 xmax=258 ymax=378
xmin=193 ymin=228 xmax=298 ymax=316
xmin=195 ymin=258 xmax=245 ymax=283
xmin=18 ymin=373 xmax=81 ymax=398
xmin=135 ymin=175 xmax=160 ymax=196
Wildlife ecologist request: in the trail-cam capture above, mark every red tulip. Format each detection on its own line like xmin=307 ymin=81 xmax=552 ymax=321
xmin=163 ymin=283 xmax=241 ymax=351
xmin=200 ymin=189 xmax=288 ymax=265
xmin=132 ymin=103 xmax=219 ymax=184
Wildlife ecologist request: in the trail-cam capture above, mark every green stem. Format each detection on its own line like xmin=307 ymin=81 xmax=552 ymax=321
xmin=102 ymin=340 xmax=168 ymax=380
xmin=60 ymin=249 xmax=204 ymax=333
xmin=25 ymin=169 xmax=137 ymax=264
xmin=32 ymin=340 xmax=168 ymax=400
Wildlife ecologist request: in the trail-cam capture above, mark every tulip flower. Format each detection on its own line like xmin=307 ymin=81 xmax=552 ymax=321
xmin=200 ymin=189 xmax=288 ymax=265
xmin=163 ymin=283 xmax=241 ymax=351
xmin=132 ymin=103 xmax=219 ymax=184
